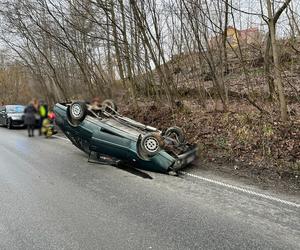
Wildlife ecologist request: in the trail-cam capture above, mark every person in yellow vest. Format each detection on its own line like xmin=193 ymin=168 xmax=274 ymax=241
xmin=38 ymin=100 xmax=48 ymax=136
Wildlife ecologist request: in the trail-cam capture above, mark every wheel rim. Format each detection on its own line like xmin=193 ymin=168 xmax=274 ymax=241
xmin=71 ymin=104 xmax=82 ymax=118
xmin=144 ymin=137 xmax=159 ymax=153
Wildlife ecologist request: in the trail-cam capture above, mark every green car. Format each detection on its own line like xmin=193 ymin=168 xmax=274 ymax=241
xmin=53 ymin=101 xmax=197 ymax=173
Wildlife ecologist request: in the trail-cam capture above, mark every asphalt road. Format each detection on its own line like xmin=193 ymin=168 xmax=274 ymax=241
xmin=0 ymin=128 xmax=299 ymax=250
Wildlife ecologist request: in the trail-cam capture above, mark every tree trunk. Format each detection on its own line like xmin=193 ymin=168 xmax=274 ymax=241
xmin=223 ymin=0 xmax=229 ymax=74
xmin=264 ymin=33 xmax=275 ymax=99
xmin=119 ymin=0 xmax=137 ymax=104
xmin=266 ymin=0 xmax=288 ymax=121
xmin=110 ymin=0 xmax=125 ymax=85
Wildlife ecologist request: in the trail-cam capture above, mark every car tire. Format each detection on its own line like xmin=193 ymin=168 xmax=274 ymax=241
xmin=69 ymin=101 xmax=87 ymax=121
xmin=139 ymin=133 xmax=163 ymax=158
xmin=67 ymin=101 xmax=87 ymax=126
xmin=164 ymin=126 xmax=185 ymax=145
xmin=7 ymin=119 xmax=12 ymax=129
xmin=101 ymin=99 xmax=118 ymax=112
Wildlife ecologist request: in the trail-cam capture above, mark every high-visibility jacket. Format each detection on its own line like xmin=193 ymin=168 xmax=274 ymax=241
xmin=39 ymin=105 xmax=47 ymax=118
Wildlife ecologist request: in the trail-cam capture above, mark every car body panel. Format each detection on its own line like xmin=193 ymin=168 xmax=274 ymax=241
xmin=54 ymin=103 xmax=196 ymax=173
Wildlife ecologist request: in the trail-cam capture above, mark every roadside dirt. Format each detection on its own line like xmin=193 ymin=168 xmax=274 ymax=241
xmin=186 ymin=160 xmax=300 ymax=196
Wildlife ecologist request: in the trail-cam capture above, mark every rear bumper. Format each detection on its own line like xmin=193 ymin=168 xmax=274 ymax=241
xmin=171 ymin=145 xmax=198 ymax=171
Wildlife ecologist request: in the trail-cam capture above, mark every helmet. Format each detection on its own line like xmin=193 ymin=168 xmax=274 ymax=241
xmin=48 ymin=112 xmax=56 ymax=120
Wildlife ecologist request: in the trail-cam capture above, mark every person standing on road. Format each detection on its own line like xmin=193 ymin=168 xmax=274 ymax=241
xmin=38 ymin=100 xmax=48 ymax=136
xmin=24 ymin=99 xmax=37 ymax=137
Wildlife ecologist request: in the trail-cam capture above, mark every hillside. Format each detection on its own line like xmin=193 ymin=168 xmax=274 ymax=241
xmin=120 ymin=41 xmax=300 ymax=194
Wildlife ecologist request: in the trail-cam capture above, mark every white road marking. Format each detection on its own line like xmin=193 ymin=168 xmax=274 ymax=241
xmin=53 ymin=135 xmax=70 ymax=142
xmin=53 ymin=135 xmax=300 ymax=208
xmin=180 ymin=171 xmax=300 ymax=208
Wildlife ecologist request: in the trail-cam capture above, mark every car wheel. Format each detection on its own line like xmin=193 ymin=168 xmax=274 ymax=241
xmin=101 ymin=99 xmax=118 ymax=112
xmin=164 ymin=126 xmax=185 ymax=145
xmin=67 ymin=101 xmax=87 ymax=126
xmin=139 ymin=133 xmax=163 ymax=157
xmin=70 ymin=102 xmax=87 ymax=121
xmin=7 ymin=119 xmax=12 ymax=129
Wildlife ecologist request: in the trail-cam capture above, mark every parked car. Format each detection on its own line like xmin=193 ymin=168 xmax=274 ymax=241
xmin=0 ymin=105 xmax=26 ymax=129
xmin=54 ymin=100 xmax=197 ymax=173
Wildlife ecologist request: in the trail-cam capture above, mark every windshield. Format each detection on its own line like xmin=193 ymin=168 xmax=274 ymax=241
xmin=6 ymin=105 xmax=25 ymax=113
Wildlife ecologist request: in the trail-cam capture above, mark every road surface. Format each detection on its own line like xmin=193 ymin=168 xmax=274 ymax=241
xmin=0 ymin=128 xmax=299 ymax=250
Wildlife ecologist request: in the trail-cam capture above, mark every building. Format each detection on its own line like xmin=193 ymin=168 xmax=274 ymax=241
xmin=209 ymin=26 xmax=262 ymax=49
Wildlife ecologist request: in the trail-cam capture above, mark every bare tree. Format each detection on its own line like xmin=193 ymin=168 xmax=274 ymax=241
xmin=264 ymin=0 xmax=291 ymax=121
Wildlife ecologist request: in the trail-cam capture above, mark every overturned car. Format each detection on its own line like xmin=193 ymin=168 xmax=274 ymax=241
xmin=53 ymin=100 xmax=197 ymax=173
